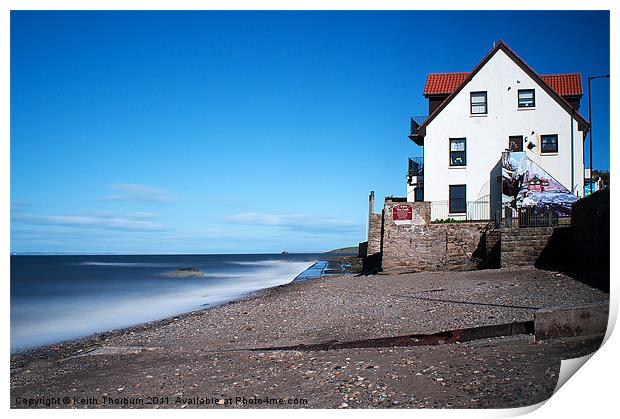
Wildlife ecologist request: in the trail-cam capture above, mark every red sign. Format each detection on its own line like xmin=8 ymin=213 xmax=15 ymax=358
xmin=392 ymin=204 xmax=412 ymax=221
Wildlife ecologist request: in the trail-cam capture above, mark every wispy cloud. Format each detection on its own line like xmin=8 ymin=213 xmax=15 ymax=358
xmin=12 ymin=211 xmax=166 ymax=232
xmin=222 ymin=212 xmax=362 ymax=235
xmin=100 ymin=183 xmax=174 ymax=203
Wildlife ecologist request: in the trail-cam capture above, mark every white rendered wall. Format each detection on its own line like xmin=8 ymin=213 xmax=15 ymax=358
xmin=407 ymin=183 xmax=415 ymax=202
xmin=421 ymin=49 xmax=586 ymax=219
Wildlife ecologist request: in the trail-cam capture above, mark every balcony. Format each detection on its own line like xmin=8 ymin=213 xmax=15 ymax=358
xmin=407 ymin=157 xmax=424 ymax=186
xmin=409 ymin=115 xmax=428 ymax=146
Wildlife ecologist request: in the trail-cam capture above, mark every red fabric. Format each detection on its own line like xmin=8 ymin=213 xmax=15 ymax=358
xmin=423 ymin=72 xmax=582 ymax=97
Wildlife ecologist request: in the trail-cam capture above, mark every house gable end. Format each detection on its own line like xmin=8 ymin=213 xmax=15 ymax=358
xmin=417 ymin=41 xmax=589 ymax=136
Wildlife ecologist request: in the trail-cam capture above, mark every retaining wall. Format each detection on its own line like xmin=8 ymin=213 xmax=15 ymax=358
xmin=500 ymin=226 xmax=555 ymax=268
xmin=571 ymin=188 xmax=609 ymax=272
xmin=381 ymin=199 xmax=489 ymax=272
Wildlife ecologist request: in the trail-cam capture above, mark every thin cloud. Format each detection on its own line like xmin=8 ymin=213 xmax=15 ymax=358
xmin=100 ymin=183 xmax=174 ymax=203
xmin=222 ymin=212 xmax=362 ymax=235
xmin=12 ymin=211 xmax=166 ymax=232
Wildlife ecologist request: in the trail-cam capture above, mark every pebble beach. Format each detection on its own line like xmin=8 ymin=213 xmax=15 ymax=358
xmin=11 ymin=267 xmax=608 ymax=409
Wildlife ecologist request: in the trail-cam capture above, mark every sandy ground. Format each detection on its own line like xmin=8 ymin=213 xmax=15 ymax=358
xmin=10 ymin=267 xmax=608 ymax=409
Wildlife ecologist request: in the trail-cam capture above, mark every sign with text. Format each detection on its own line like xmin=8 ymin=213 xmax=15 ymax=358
xmin=392 ymin=204 xmax=412 ymax=224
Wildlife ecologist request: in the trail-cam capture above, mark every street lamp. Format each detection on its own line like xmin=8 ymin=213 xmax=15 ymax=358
xmin=587 ymin=74 xmax=610 ymax=191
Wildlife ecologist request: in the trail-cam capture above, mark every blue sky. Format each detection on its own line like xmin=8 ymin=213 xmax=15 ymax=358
xmin=10 ymin=10 xmax=610 ymax=254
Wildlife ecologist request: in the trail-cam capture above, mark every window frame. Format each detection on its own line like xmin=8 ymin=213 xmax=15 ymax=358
xmin=518 ymin=89 xmax=536 ymax=108
xmin=449 ymin=184 xmax=467 ymax=214
xmin=470 ymin=91 xmax=488 ymax=115
xmin=540 ymin=134 xmax=559 ymax=154
xmin=449 ymin=138 xmax=467 ymax=167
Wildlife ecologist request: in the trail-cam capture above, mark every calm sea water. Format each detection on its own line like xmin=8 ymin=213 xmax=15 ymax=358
xmin=10 ymin=254 xmax=322 ymax=353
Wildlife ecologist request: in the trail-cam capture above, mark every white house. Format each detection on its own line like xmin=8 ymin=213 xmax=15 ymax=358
xmin=407 ymin=41 xmax=589 ymax=221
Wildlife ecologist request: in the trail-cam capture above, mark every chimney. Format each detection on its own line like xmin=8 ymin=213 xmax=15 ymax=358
xmin=369 ymin=191 xmax=375 ymax=216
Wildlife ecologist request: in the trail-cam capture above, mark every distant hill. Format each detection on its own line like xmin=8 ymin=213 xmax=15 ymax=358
xmin=324 ymin=246 xmax=359 ymax=254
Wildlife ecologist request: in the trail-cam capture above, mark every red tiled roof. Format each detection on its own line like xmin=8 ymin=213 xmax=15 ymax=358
xmin=424 ymin=72 xmax=583 ymax=97
xmin=423 ymin=73 xmax=470 ymax=96
xmin=540 ymin=74 xmax=583 ymax=96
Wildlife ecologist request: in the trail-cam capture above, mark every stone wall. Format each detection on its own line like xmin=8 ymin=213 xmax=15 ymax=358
xmin=571 ymin=188 xmax=609 ymax=272
xmin=500 ymin=188 xmax=609 ymax=271
xmin=367 ymin=213 xmax=383 ymax=255
xmin=357 ymin=241 xmax=368 ymax=258
xmin=500 ymin=226 xmax=555 ymax=268
xmin=366 ymin=191 xmax=383 ymax=256
xmin=381 ymin=199 xmax=489 ymax=272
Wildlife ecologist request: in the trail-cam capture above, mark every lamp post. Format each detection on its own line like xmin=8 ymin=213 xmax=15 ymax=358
xmin=587 ymin=74 xmax=610 ymax=192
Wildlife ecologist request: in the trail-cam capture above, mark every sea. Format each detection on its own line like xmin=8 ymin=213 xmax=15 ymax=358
xmin=10 ymin=253 xmax=348 ymax=353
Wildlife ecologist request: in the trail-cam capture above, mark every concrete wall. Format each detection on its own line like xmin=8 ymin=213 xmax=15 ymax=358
xmin=422 ymin=48 xmax=586 ymax=221
xmin=535 ymin=302 xmax=608 ymax=340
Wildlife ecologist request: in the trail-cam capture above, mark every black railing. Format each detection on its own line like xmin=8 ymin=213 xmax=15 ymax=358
xmin=497 ymin=205 xmax=567 ymax=228
xmin=408 ymin=157 xmax=424 ymax=177
xmin=517 ymin=207 xmax=559 ymax=228
xmin=410 ymin=115 xmax=428 ymax=134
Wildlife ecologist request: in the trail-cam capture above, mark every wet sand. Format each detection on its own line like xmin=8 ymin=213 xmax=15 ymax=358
xmin=10 ymin=267 xmax=608 ymax=409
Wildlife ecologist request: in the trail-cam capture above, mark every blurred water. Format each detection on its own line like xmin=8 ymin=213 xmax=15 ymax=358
xmin=10 ymin=254 xmax=319 ymax=352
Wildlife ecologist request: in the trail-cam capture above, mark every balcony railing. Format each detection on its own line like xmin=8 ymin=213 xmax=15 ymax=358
xmin=408 ymin=157 xmax=424 ymax=176
xmin=430 ymin=199 xmax=492 ymax=222
xmin=410 ymin=115 xmax=428 ymax=135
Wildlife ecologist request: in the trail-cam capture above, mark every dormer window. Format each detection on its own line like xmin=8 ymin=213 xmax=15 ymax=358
xmin=470 ymin=91 xmax=487 ymax=114
xmin=518 ymin=89 xmax=535 ymax=108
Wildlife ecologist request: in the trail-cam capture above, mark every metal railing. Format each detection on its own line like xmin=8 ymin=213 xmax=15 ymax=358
xmin=518 ymin=207 xmax=559 ymax=228
xmin=410 ymin=115 xmax=428 ymax=134
xmin=430 ymin=200 xmax=491 ymax=222
xmin=408 ymin=157 xmax=424 ymax=177
xmin=498 ymin=205 xmax=569 ymax=228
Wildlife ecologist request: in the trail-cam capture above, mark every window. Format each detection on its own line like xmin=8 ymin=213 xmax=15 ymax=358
xmin=541 ymin=134 xmax=558 ymax=154
xmin=414 ymin=187 xmax=424 ymax=202
xmin=509 ymin=136 xmax=524 ymax=152
xmin=470 ymin=91 xmax=487 ymax=114
xmin=518 ymin=89 xmax=535 ymax=108
xmin=449 ymin=138 xmax=466 ymax=166
xmin=449 ymin=185 xmax=467 ymax=214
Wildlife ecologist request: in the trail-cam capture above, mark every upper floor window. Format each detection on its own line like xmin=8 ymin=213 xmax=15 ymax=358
xmin=449 ymin=138 xmax=466 ymax=166
xmin=470 ymin=91 xmax=487 ymax=114
xmin=541 ymin=134 xmax=558 ymax=154
xmin=518 ymin=89 xmax=535 ymax=108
